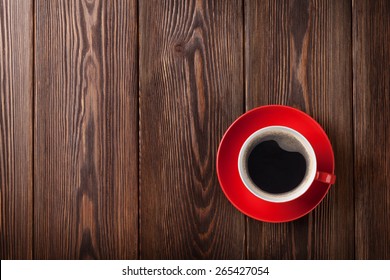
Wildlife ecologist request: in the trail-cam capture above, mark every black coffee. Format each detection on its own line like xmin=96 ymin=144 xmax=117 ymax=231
xmin=247 ymin=140 xmax=306 ymax=194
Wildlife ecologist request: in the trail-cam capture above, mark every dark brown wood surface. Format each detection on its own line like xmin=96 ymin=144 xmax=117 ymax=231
xmin=0 ymin=0 xmax=33 ymax=259
xmin=34 ymin=0 xmax=138 ymax=259
xmin=139 ymin=0 xmax=245 ymax=259
xmin=0 ymin=0 xmax=389 ymax=259
xmin=245 ymin=0 xmax=354 ymax=259
xmin=353 ymin=0 xmax=390 ymax=259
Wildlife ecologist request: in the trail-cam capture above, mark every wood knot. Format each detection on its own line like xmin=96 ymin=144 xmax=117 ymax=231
xmin=174 ymin=43 xmax=185 ymax=54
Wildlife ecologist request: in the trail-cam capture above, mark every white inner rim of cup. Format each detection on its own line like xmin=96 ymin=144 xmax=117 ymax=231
xmin=238 ymin=126 xmax=317 ymax=203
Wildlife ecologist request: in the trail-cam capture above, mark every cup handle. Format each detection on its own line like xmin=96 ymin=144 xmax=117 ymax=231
xmin=315 ymin=171 xmax=336 ymax=184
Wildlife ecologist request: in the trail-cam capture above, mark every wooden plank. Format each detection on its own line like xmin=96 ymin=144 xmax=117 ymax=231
xmin=139 ymin=0 xmax=245 ymax=259
xmin=245 ymin=0 xmax=354 ymax=259
xmin=34 ymin=0 xmax=138 ymax=259
xmin=0 ymin=0 xmax=33 ymax=259
xmin=353 ymin=0 xmax=390 ymax=259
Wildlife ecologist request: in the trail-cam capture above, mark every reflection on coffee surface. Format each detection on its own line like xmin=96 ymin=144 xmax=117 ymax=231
xmin=247 ymin=140 xmax=306 ymax=194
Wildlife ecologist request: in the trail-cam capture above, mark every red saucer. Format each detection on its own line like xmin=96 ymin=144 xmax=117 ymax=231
xmin=217 ymin=105 xmax=335 ymax=222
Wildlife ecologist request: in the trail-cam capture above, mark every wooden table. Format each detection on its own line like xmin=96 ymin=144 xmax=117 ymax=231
xmin=1 ymin=0 xmax=389 ymax=259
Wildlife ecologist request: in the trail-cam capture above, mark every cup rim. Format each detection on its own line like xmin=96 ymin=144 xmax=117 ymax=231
xmin=238 ymin=125 xmax=317 ymax=203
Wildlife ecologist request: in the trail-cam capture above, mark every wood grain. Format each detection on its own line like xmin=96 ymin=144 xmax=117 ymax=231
xmin=0 ymin=0 xmax=33 ymax=259
xmin=34 ymin=0 xmax=138 ymax=259
xmin=245 ymin=0 xmax=354 ymax=259
xmin=139 ymin=0 xmax=245 ymax=259
xmin=353 ymin=0 xmax=390 ymax=259
xmin=1 ymin=0 xmax=388 ymax=260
